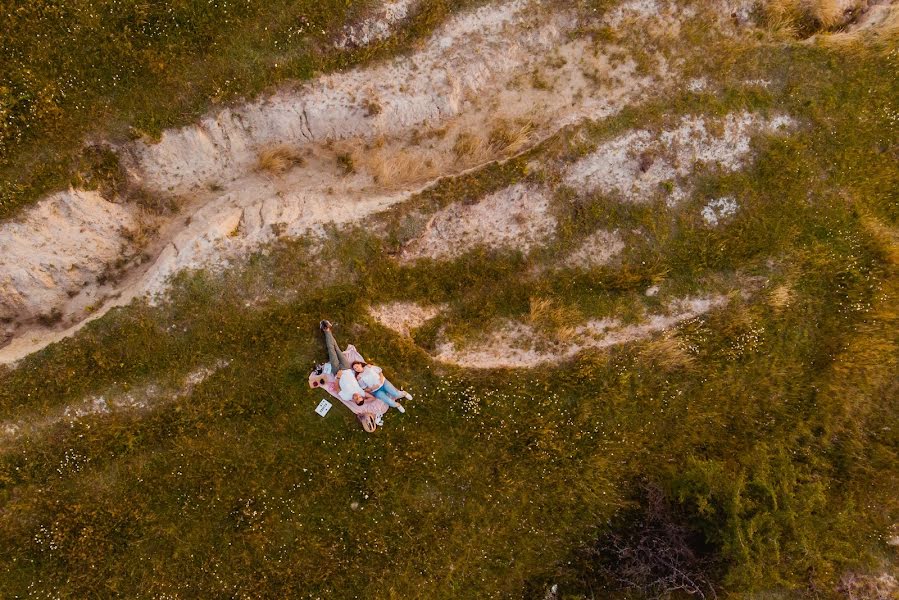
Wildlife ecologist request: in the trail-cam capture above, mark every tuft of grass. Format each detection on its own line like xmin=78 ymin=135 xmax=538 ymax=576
xmin=255 ymin=145 xmax=306 ymax=175
xmin=119 ymin=209 xmax=160 ymax=251
xmin=488 ymin=118 xmax=537 ymax=155
xmin=362 ymin=94 xmax=383 ymax=117
xmin=359 ymin=146 xmax=440 ymax=188
xmin=335 ymin=151 xmax=356 ymax=175
xmin=768 ymin=282 xmax=794 ymax=309
xmin=452 ymin=130 xmax=487 ymax=162
xmin=528 ymin=296 xmax=582 ymax=342
xmin=639 ymin=332 xmax=697 ymax=372
xmin=450 ymin=119 xmax=537 ymax=167
xmin=763 ymin=0 xmax=859 ymax=36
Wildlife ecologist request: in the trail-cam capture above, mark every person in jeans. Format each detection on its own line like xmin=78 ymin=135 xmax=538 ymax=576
xmin=352 ymin=361 xmax=412 ymax=413
xmin=320 ymin=320 xmax=370 ymax=406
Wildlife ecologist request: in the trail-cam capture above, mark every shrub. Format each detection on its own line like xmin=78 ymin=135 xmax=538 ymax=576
xmin=763 ymin=0 xmax=861 ymax=37
xmin=668 ymin=448 xmax=834 ymax=590
xmin=255 ymin=145 xmax=306 ymax=175
xmin=557 ymin=482 xmax=720 ymax=600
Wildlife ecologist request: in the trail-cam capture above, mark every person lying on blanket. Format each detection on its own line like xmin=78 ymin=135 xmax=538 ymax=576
xmin=320 ymin=320 xmax=373 ymax=406
xmin=352 ymin=361 xmax=411 ymax=414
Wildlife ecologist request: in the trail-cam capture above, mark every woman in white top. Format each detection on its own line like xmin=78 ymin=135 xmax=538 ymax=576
xmin=352 ymin=361 xmax=411 ymax=413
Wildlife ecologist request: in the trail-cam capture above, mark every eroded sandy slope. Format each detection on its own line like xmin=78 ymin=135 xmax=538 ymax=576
xmin=0 ymin=0 xmax=780 ymax=364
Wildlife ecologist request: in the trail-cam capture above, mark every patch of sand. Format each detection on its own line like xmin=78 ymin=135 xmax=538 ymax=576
xmin=0 ymin=190 xmax=138 ymax=325
xmin=563 ymin=112 xmax=795 ymax=204
xmin=370 ymin=301 xmax=444 ymax=336
xmin=701 ymin=196 xmax=740 ymax=226
xmin=564 ymin=229 xmax=625 ymax=267
xmin=433 ymin=295 xmax=728 ymax=368
xmin=336 ymin=0 xmax=418 ymax=49
xmin=401 ymin=184 xmax=556 ymax=261
xmin=0 ymin=360 xmax=229 ymax=446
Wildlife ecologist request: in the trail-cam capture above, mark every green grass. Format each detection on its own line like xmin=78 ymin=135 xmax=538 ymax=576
xmin=0 ymin=3 xmax=898 ymax=598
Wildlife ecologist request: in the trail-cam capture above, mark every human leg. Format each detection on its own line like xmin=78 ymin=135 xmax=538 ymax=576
xmin=380 ymin=378 xmax=412 ymax=401
xmin=372 ymin=387 xmax=399 ymax=408
xmin=372 ymin=386 xmax=406 ymax=413
xmin=322 ymin=327 xmax=352 ymax=372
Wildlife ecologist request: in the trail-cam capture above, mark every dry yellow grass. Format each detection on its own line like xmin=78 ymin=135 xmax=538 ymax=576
xmin=488 ymin=118 xmax=537 ymax=155
xmin=764 ymin=0 xmax=849 ymax=35
xmin=861 ymin=212 xmax=899 ymax=266
xmin=452 ymin=131 xmax=487 ymax=162
xmin=452 ymin=118 xmax=538 ymax=166
xmin=528 ymin=297 xmax=581 ymax=343
xmin=640 ymin=333 xmax=696 ymax=371
xmin=255 ymin=145 xmax=305 ymax=175
xmin=357 ymin=146 xmax=442 ymax=188
xmin=768 ymin=283 xmax=795 ymax=310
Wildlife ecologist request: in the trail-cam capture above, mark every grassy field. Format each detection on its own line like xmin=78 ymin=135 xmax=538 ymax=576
xmin=1 ymin=1 xmax=898 ymax=598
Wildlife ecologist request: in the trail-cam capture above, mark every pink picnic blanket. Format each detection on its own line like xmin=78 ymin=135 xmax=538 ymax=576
xmin=308 ymin=345 xmax=389 ymax=428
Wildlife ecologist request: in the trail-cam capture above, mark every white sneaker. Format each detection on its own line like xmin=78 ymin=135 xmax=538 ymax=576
xmin=403 ymin=391 xmax=413 ymax=401
xmin=396 ymin=403 xmax=406 ymax=414
xmin=375 ymin=414 xmax=384 ymax=426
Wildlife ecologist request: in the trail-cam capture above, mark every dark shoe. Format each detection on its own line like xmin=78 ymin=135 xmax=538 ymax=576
xmin=320 ymin=320 xmax=332 ymax=331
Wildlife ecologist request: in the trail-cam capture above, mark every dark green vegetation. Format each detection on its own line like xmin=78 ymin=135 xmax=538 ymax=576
xmin=0 ymin=0 xmax=484 ymax=219
xmin=1 ymin=5 xmax=898 ymax=600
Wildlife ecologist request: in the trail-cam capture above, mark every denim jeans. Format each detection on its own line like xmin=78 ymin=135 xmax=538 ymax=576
xmin=372 ymin=379 xmax=403 ymax=408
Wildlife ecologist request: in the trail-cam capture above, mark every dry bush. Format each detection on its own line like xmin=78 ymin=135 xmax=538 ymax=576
xmin=768 ymin=283 xmax=795 ymax=310
xmin=362 ymin=95 xmax=382 ymax=117
xmin=120 ymin=209 xmax=159 ymax=251
xmin=335 ymin=151 xmax=356 ymax=175
xmin=529 ymin=297 xmax=581 ymax=343
xmin=488 ymin=118 xmax=536 ymax=155
xmin=583 ymin=483 xmax=719 ymax=600
xmin=838 ymin=572 xmax=898 ymax=600
xmin=452 ymin=131 xmax=487 ymax=162
xmin=358 ymin=146 xmax=441 ymax=188
xmin=255 ymin=145 xmax=305 ymax=175
xmin=640 ymin=333 xmax=696 ymax=371
xmin=763 ymin=0 xmax=859 ymax=36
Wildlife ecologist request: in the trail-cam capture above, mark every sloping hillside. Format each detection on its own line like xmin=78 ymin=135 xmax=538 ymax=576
xmin=0 ymin=0 xmax=897 ymax=597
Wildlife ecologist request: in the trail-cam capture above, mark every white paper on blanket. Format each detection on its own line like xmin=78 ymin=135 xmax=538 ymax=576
xmin=315 ymin=399 xmax=333 ymax=416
